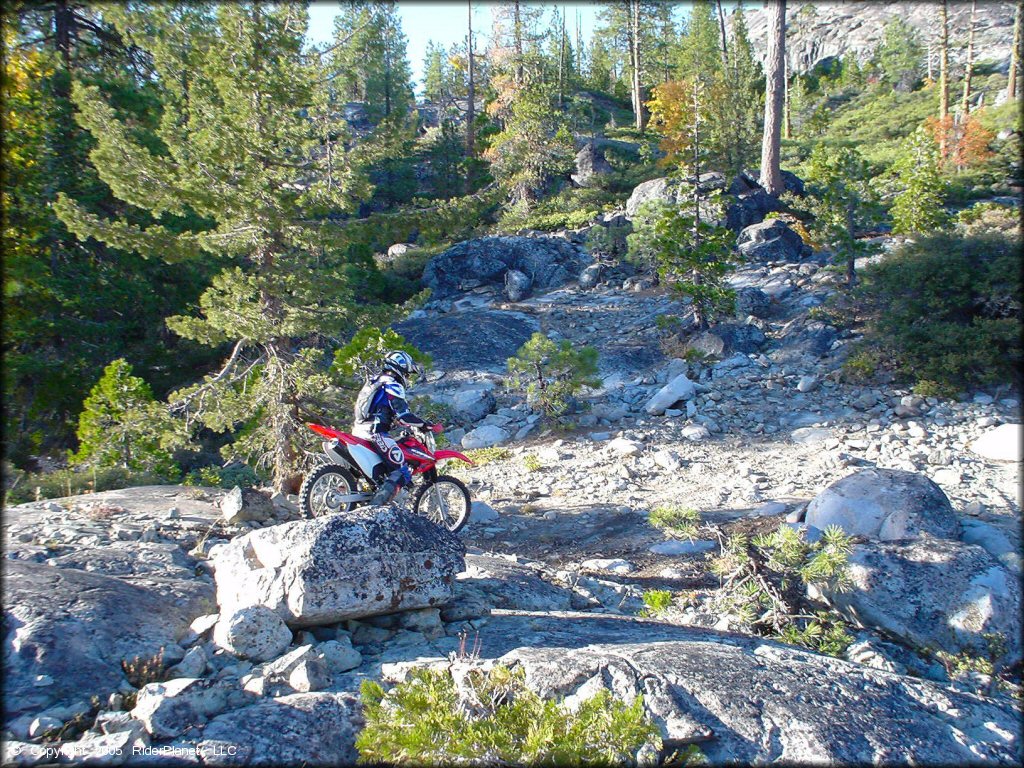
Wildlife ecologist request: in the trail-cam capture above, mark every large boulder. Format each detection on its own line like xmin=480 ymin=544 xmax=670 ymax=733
xmin=625 ymin=174 xmax=727 ymax=220
xmin=449 ymin=386 xmax=497 ymax=423
xmin=734 ymin=286 xmax=772 ymax=318
xmin=199 ymin=692 xmax=360 ymax=767
xmin=571 ymin=143 xmax=615 ymax=187
xmin=131 ymin=678 xmax=234 ymax=739
xmin=2 ymin=560 xmax=214 ymax=724
xmin=422 ymin=237 xmax=591 ymax=299
xmin=212 ymin=509 xmax=465 ymax=627
xmin=684 ymin=323 xmax=767 ymax=357
xmin=213 ymin=605 xmax=293 ymax=661
xmin=736 ymin=218 xmax=810 ymax=262
xmin=400 ymin=612 xmax=1020 ymax=765
xmin=805 ymin=469 xmax=960 ymax=541
xmin=817 ymin=538 xmax=1022 ymax=664
xmin=394 ymin=308 xmax=539 ymax=373
xmin=504 ymin=268 xmax=532 ymax=302
xmin=461 ymin=425 xmax=510 ymax=450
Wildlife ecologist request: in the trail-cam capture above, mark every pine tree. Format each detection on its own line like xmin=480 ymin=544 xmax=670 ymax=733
xmin=53 ymin=4 xmax=379 ymax=490
xmin=423 ymin=40 xmax=449 ymax=105
xmin=892 ymin=127 xmax=949 ymax=235
xmin=676 ymin=1 xmax=722 ymax=82
xmin=802 ymin=143 xmax=879 ymax=287
xmin=873 ymin=16 xmax=924 ymax=92
xmin=71 ymin=359 xmax=182 ymax=477
xmin=759 ymin=0 xmax=786 ymax=194
xmin=331 ymin=0 xmax=414 ymax=124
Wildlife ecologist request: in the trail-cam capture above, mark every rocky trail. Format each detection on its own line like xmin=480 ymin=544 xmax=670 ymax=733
xmin=4 ymin=181 xmax=1022 ymax=765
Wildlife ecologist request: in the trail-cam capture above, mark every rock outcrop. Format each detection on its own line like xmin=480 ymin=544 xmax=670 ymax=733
xmin=3 ymin=560 xmax=214 ymax=723
xmin=422 ymin=236 xmax=591 ymax=300
xmin=212 ymin=508 xmax=465 ymax=627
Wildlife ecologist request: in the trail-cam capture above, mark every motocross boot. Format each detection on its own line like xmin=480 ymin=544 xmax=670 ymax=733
xmin=371 ymin=480 xmax=397 ymax=506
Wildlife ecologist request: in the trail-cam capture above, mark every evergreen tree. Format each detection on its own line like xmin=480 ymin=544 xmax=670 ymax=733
xmin=873 ymin=17 xmax=924 ymax=92
xmin=676 ymin=1 xmax=722 ymax=82
xmin=891 ymin=127 xmax=949 ymax=235
xmin=331 ymin=0 xmax=414 ymax=124
xmin=54 ymin=4 xmax=377 ymax=490
xmin=423 ymin=40 xmax=449 ymax=105
xmin=71 ymin=359 xmax=182 ymax=477
xmin=801 ymin=143 xmax=879 ymax=287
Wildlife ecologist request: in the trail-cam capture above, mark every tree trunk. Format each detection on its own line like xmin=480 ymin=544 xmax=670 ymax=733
xmin=938 ymin=0 xmax=949 ymax=159
xmin=1009 ymin=0 xmax=1022 ymax=102
xmin=961 ymin=0 xmax=976 ymax=117
xmin=715 ymin=0 xmax=729 ymax=69
xmin=783 ymin=58 xmax=792 ymax=139
xmin=513 ymin=0 xmax=524 ymax=87
xmin=466 ymin=0 xmax=475 ymax=191
xmin=630 ymin=0 xmax=645 ymax=132
xmin=759 ymin=0 xmax=786 ymax=195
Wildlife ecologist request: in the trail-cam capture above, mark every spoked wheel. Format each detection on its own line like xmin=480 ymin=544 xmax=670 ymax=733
xmin=413 ymin=474 xmax=471 ymax=533
xmin=299 ymin=464 xmax=359 ymax=518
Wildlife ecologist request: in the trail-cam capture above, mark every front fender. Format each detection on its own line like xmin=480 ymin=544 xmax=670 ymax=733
xmin=434 ymin=449 xmax=474 ymax=465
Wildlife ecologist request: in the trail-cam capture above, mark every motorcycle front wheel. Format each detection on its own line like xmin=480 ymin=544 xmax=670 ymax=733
xmin=413 ymin=474 xmax=471 ymax=533
xmin=299 ymin=464 xmax=359 ymax=518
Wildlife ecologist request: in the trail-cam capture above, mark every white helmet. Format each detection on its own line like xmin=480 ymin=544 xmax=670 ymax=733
xmin=381 ymin=350 xmax=421 ymax=384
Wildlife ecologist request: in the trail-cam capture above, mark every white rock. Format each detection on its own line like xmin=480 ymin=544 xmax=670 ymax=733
xmin=681 ymin=425 xmax=711 ymax=442
xmin=970 ymin=424 xmax=1021 ymax=462
xmin=645 ymin=374 xmax=698 ymax=415
xmin=608 ymin=437 xmax=642 ymax=456
xmin=470 ymin=501 xmax=500 ymax=523
xmin=796 ymin=375 xmax=819 ymax=393
xmin=166 ymin=645 xmax=207 ymax=679
xmin=752 ymin=501 xmax=787 ymax=518
xmin=213 ymin=606 xmax=292 ymax=662
xmin=461 ymin=425 xmax=511 ymax=450
xmin=790 ymin=427 xmax=832 ymax=445
xmin=654 ymin=450 xmax=681 ymax=471
xmin=580 ymin=558 xmax=636 ymax=575
xmin=589 ymin=432 xmax=611 ymax=441
xmin=649 ymin=540 xmax=716 ymax=556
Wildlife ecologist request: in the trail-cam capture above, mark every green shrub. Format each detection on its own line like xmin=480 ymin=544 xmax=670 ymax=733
xmin=507 ymin=333 xmax=600 ymax=421
xmin=649 ymin=505 xmax=700 ymax=540
xmin=640 ymin=589 xmax=674 ymax=617
xmin=497 ymin=186 xmax=623 ymax=232
xmin=183 ymin=463 xmax=259 ymax=489
xmin=856 ymin=231 xmax=1022 ymax=390
xmin=522 ymin=454 xmax=543 ymax=473
xmin=331 ymin=327 xmax=431 ymax=385
xmin=463 ymin=447 xmax=512 ymax=466
xmin=356 ymin=665 xmax=661 ymax=766
xmin=4 ymin=465 xmax=172 ymax=505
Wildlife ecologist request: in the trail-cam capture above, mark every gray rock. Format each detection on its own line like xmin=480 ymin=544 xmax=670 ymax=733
xmin=394 ymin=308 xmax=539 ymax=373
xmin=456 ymin=554 xmax=573 ymax=612
xmin=58 ymin=730 xmax=146 ymax=765
xmin=442 ymin=612 xmax=1021 ymax=765
xmin=796 ymin=375 xmax=819 ymax=393
xmin=213 ymin=606 xmax=292 ymax=662
xmin=578 ymin=263 xmax=602 ymax=289
xmin=450 ymin=387 xmax=496 ymax=423
xmin=818 ymin=538 xmax=1021 ymax=664
xmin=790 ymin=427 xmax=832 ymax=445
xmin=649 ymin=539 xmax=717 ymax=556
xmin=571 ymin=143 xmax=614 ymax=187
xmin=736 ymin=218 xmax=808 ymax=262
xmin=805 ymin=469 xmax=960 ymax=541
xmin=608 ymin=437 xmax=642 ymax=457
xmin=166 ymin=646 xmax=207 ymax=679
xmin=2 ymin=561 xmax=214 ymax=726
xmin=422 ymin=236 xmax=590 ymax=300
xmin=469 ymin=500 xmax=500 ymax=523
xmin=504 ymin=268 xmax=532 ymax=302
xmin=685 ymin=323 xmax=766 ymax=357
xmin=461 ymin=425 xmax=511 ymax=450
xmin=734 ymin=287 xmax=772 ymax=318
xmin=220 ymin=486 xmax=275 ymax=525
xmin=199 ymin=692 xmax=360 ymax=767
xmin=131 ymin=678 xmax=231 ymax=739
xmin=213 ymin=508 xmax=465 ymax=627
xmin=318 ymin=638 xmax=362 ymax=674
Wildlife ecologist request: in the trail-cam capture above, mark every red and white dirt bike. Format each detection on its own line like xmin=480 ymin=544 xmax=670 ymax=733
xmin=299 ymin=422 xmax=475 ymax=533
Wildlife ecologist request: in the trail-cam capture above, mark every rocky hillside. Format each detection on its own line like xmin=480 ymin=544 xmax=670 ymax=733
xmin=3 ymin=171 xmax=1022 ymax=765
xmin=745 ymin=1 xmax=1018 ymax=73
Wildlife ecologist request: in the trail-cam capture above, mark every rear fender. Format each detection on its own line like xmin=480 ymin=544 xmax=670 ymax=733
xmin=434 ymin=449 xmax=474 ymax=465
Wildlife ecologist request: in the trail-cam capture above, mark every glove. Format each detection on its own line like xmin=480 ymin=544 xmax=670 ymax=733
xmin=429 ymin=423 xmax=444 ymax=434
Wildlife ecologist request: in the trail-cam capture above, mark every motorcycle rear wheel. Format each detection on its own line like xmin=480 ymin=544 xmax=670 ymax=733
xmin=299 ymin=464 xmax=359 ymax=518
xmin=413 ymin=474 xmax=471 ymax=533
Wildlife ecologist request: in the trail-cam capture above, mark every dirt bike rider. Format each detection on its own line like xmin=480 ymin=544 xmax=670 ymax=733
xmin=353 ymin=350 xmax=443 ymax=506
